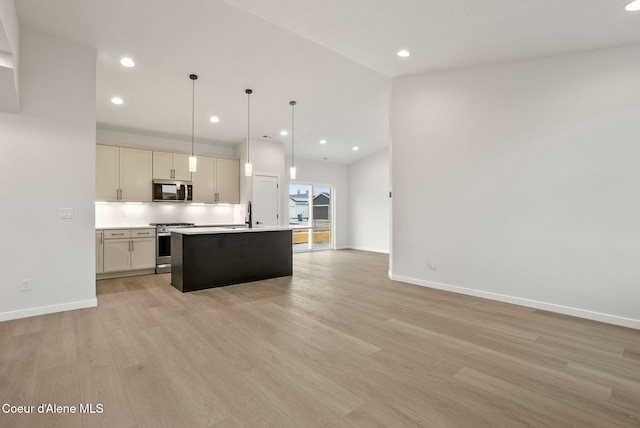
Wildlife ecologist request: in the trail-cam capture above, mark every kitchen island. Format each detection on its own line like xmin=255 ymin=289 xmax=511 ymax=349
xmin=170 ymin=226 xmax=293 ymax=292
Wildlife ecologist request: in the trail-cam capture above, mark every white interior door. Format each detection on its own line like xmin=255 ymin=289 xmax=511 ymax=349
xmin=253 ymin=175 xmax=279 ymax=227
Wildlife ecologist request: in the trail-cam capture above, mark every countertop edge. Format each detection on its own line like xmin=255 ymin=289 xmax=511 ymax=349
xmin=173 ymin=226 xmax=306 ymax=235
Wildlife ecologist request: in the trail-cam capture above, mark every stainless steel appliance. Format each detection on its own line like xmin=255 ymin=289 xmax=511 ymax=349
xmin=152 ymin=180 xmax=193 ymax=202
xmin=152 ymin=223 xmax=195 ymax=273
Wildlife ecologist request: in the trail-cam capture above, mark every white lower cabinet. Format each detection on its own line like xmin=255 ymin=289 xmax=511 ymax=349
xmin=101 ymin=228 xmax=156 ymax=274
xmin=96 ymin=231 xmax=104 ymax=274
xmin=103 ymin=239 xmax=131 ymax=272
xmin=130 ymin=238 xmax=156 ymax=270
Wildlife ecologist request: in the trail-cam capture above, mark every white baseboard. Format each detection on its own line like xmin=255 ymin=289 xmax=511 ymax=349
xmin=389 ymin=273 xmax=640 ymax=330
xmin=0 ymin=299 xmax=98 ymax=322
xmin=345 ymin=246 xmax=390 ymax=254
xmin=97 ymin=268 xmax=155 ymax=280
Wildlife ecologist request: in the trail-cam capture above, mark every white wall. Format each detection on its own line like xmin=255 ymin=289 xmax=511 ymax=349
xmin=391 ymin=44 xmax=640 ymax=329
xmin=0 ymin=29 xmax=97 ymax=321
xmin=288 ymin=157 xmax=350 ymax=249
xmin=240 ymin=138 xmax=286 ymax=225
xmin=348 ymin=148 xmax=390 ymax=253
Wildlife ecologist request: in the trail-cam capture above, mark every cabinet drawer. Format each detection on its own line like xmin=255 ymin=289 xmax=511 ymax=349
xmin=132 ymin=229 xmax=156 ymax=238
xmin=104 ymin=229 xmax=131 ymax=239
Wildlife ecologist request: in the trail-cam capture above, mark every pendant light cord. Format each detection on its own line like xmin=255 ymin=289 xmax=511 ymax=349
xmin=290 ymin=100 xmax=296 ymax=168
xmin=191 ymin=79 xmax=195 ymax=156
xmin=247 ymin=91 xmax=251 ymax=163
xmin=189 ymin=74 xmax=198 ymax=157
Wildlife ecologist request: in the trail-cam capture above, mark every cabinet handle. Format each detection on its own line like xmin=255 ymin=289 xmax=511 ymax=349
xmin=112 ymin=233 xmax=124 ymax=236
xmin=138 ymin=232 xmax=149 ymax=235
xmin=131 ymin=241 xmax=134 ymax=252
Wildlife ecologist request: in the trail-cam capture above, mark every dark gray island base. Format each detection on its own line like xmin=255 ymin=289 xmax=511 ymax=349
xmin=170 ymin=227 xmax=293 ymax=292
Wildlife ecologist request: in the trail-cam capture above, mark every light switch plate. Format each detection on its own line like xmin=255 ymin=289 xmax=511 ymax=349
xmin=60 ymin=208 xmax=74 ymax=219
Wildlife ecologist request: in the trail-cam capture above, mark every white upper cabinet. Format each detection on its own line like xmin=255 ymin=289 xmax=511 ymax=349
xmin=173 ymin=154 xmax=191 ymax=181
xmin=96 ymin=145 xmax=152 ymax=202
xmin=119 ymin=147 xmax=153 ymax=202
xmin=96 ymin=145 xmax=119 ymax=201
xmin=153 ymin=151 xmax=191 ymax=181
xmin=191 ymin=156 xmax=217 ymax=203
xmin=97 ymin=145 xmax=238 ymax=204
xmin=152 ymin=151 xmax=173 ymax=180
xmin=216 ymin=158 xmax=240 ymax=204
xmin=191 ymin=156 xmax=239 ymax=203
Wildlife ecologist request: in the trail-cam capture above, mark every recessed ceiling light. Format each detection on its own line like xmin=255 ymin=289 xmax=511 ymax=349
xmin=280 ymin=130 xmax=288 ymax=136
xmin=353 ymin=146 xmax=359 ymax=151
xmin=209 ymin=116 xmax=220 ymax=123
xmin=397 ymin=50 xmax=410 ymax=57
xmin=111 ymin=97 xmax=123 ymax=105
xmin=626 ymin=0 xmax=640 ymax=11
xmin=120 ymin=57 xmax=135 ymax=67
xmin=320 ymin=139 xmax=327 ymax=145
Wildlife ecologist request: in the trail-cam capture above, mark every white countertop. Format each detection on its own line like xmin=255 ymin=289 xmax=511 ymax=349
xmin=96 ymin=225 xmax=155 ymax=230
xmin=96 ymin=223 xmax=246 ymax=230
xmin=172 ymin=226 xmax=303 ymax=235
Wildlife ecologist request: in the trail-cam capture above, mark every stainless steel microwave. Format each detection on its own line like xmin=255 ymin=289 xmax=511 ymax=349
xmin=152 ymin=180 xmax=193 ymax=202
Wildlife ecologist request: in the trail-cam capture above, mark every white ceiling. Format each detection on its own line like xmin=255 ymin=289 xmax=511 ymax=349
xmin=14 ymin=0 xmax=640 ymax=163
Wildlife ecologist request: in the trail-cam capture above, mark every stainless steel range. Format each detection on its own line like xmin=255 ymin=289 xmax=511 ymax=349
xmin=151 ymin=223 xmax=195 ymax=273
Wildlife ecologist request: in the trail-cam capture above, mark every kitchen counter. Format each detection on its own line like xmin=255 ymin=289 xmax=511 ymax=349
xmin=96 ymin=225 xmax=155 ymax=230
xmin=171 ymin=226 xmax=293 ymax=292
xmin=194 ymin=223 xmax=246 ymax=228
xmin=173 ymin=225 xmax=301 ymax=235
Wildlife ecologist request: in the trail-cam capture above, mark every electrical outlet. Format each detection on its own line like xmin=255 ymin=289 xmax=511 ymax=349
xmin=429 ymin=260 xmax=438 ymax=271
xmin=21 ymin=279 xmax=32 ymax=291
xmin=60 ymin=208 xmax=74 ymax=219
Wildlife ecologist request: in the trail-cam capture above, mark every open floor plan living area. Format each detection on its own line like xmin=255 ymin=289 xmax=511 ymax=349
xmin=2 ymin=1 xmax=640 ymax=427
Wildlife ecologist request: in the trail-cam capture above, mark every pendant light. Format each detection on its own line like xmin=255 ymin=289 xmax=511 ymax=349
xmin=289 ymin=100 xmax=297 ymax=180
xmin=245 ymin=89 xmax=253 ymax=176
xmin=188 ymin=74 xmax=198 ymax=172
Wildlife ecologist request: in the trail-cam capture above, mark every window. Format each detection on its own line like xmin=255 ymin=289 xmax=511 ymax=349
xmin=289 ymin=184 xmax=333 ymax=252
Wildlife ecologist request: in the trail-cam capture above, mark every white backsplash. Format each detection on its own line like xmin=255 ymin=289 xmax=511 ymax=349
xmin=96 ymin=203 xmax=246 ymax=227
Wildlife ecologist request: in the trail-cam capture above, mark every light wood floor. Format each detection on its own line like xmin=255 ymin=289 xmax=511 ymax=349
xmin=1 ymin=250 xmax=639 ymax=427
